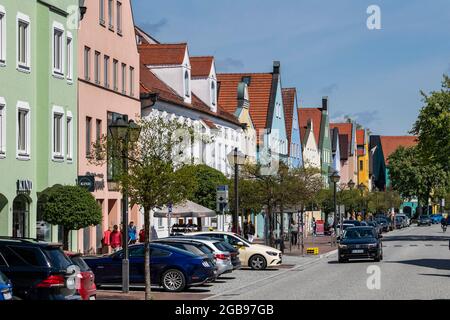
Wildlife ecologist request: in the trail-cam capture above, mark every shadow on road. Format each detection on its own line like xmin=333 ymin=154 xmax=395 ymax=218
xmin=419 ymin=273 xmax=450 ymax=278
xmin=383 ymin=235 xmax=450 ymax=242
xmin=388 ymin=259 xmax=450 ymax=271
xmin=328 ymin=260 xmax=375 ymax=265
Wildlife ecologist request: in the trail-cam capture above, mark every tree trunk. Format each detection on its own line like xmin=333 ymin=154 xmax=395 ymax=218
xmin=144 ymin=208 xmax=152 ymax=301
xmin=63 ymin=227 xmax=70 ymax=251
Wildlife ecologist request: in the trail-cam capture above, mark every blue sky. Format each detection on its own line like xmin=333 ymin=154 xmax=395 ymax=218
xmin=132 ymin=0 xmax=450 ymax=135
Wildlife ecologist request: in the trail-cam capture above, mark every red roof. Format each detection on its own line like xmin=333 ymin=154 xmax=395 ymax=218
xmin=190 ymin=56 xmax=214 ymax=78
xmin=282 ymin=88 xmax=296 ymax=152
xmin=380 ymin=136 xmax=418 ymax=163
xmin=138 ymin=43 xmax=187 ymax=66
xmin=298 ymin=108 xmax=322 ymax=145
xmin=140 ymin=65 xmax=240 ymax=126
xmin=217 ymin=73 xmax=274 ymax=135
xmin=356 ymin=129 xmax=365 ymax=146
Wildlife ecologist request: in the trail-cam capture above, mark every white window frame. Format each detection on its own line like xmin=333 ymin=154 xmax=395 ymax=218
xmin=104 ymin=55 xmax=110 ymax=88
xmin=66 ymin=111 xmax=73 ymax=162
xmin=66 ymin=32 xmax=73 ymax=82
xmin=0 ymin=97 xmax=6 ymax=157
xmin=52 ymin=22 xmax=65 ymax=78
xmin=16 ymin=12 xmax=31 ymax=73
xmin=94 ymin=51 xmax=100 ymax=84
xmin=51 ymin=105 xmax=65 ymax=161
xmin=113 ymin=59 xmax=118 ymax=91
xmin=121 ymin=63 xmax=126 ymax=94
xmin=129 ymin=66 xmax=134 ymax=96
xmin=0 ymin=6 xmax=6 ymax=66
xmin=117 ymin=1 xmax=122 ymax=35
xmin=84 ymin=46 xmax=91 ymax=81
xmin=16 ymin=101 xmax=31 ymax=160
xmin=184 ymin=70 xmax=190 ymax=97
xmin=211 ymin=80 xmax=216 ymax=106
xmin=108 ymin=0 xmax=114 ymax=30
xmin=99 ymin=0 xmax=105 ymax=26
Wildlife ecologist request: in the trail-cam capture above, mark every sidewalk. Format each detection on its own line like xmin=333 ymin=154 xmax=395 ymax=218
xmin=97 ymin=289 xmax=213 ymax=300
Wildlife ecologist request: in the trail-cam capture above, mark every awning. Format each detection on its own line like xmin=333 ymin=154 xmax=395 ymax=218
xmin=154 ymin=200 xmax=216 ymax=218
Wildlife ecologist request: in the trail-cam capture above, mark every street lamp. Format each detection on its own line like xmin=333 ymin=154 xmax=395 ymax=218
xmin=227 ymin=148 xmax=246 ymax=235
xmin=108 ymin=118 xmax=141 ymax=294
xmin=330 ymin=171 xmax=341 ymax=237
xmin=347 ymin=180 xmax=355 ymax=190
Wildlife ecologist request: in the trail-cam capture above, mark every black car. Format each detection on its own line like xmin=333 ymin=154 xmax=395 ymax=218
xmin=418 ymin=215 xmax=432 ymax=226
xmin=367 ymin=221 xmax=382 ymax=235
xmin=375 ymin=218 xmax=390 ymax=232
xmin=343 ymin=220 xmax=362 ymax=227
xmin=337 ymin=227 xmax=383 ymax=263
xmin=0 ymin=237 xmax=80 ymax=300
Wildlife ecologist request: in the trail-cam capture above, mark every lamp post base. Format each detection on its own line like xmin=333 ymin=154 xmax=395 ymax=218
xmin=122 ymin=259 xmax=129 ymax=293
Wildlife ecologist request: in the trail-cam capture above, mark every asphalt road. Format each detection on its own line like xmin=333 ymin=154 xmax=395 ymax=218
xmin=209 ymin=224 xmax=450 ymax=300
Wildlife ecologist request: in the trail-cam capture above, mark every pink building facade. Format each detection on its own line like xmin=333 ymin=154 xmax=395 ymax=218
xmin=77 ymin=0 xmax=141 ymax=254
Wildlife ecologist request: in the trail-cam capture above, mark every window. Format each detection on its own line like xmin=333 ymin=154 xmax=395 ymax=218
xmin=52 ymin=23 xmax=64 ymax=76
xmin=52 ymin=107 xmax=64 ymax=160
xmin=0 ymin=98 xmax=5 ymax=156
xmin=86 ymin=116 xmax=92 ymax=158
xmin=113 ymin=59 xmax=118 ymax=90
xmin=360 ymin=160 xmax=364 ymax=171
xmin=17 ymin=13 xmax=30 ymax=71
xmin=104 ymin=55 xmax=110 ymax=88
xmin=94 ymin=51 xmax=100 ymax=84
xmin=66 ymin=34 xmax=73 ymax=81
xmin=129 ymin=66 xmax=134 ymax=96
xmin=0 ymin=6 xmax=6 ymax=64
xmin=84 ymin=47 xmax=91 ymax=80
xmin=117 ymin=1 xmax=122 ymax=34
xmin=184 ymin=70 xmax=190 ymax=97
xmin=66 ymin=113 xmax=73 ymax=161
xmin=108 ymin=0 xmax=114 ymax=30
xmin=211 ymin=81 xmax=216 ymax=106
xmin=96 ymin=119 xmax=102 ymax=160
xmin=16 ymin=101 xmax=30 ymax=159
xmin=99 ymin=0 xmax=105 ymax=25
xmin=121 ymin=63 xmax=126 ymax=94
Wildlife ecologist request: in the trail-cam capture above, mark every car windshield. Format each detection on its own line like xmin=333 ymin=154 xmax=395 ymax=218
xmin=343 ymin=228 xmax=376 ymax=239
xmin=197 ymin=244 xmax=214 ymax=255
xmin=233 ymin=234 xmax=251 ymax=245
xmin=0 ymin=271 xmax=9 ymax=284
xmin=42 ymin=247 xmax=73 ymax=270
xmin=70 ymin=255 xmax=91 ymax=272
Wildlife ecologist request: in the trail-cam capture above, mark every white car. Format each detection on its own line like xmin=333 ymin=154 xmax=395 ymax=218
xmin=187 ymin=231 xmax=282 ymax=270
xmin=396 ymin=214 xmax=410 ymax=227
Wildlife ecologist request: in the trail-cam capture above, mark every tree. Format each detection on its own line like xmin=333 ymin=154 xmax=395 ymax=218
xmin=411 ymin=74 xmax=450 ymax=171
xmin=388 ymin=146 xmax=448 ymax=210
xmin=366 ymin=191 xmax=401 ymax=215
xmin=93 ymin=115 xmax=197 ymax=300
xmin=178 ymin=164 xmax=228 ymax=211
xmin=40 ymin=185 xmax=102 ymax=250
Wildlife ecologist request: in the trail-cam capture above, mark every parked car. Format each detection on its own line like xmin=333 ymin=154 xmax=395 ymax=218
xmin=0 ymin=271 xmax=13 ymax=301
xmin=154 ymin=238 xmax=222 ymax=279
xmin=375 ymin=217 xmax=390 ymax=232
xmin=418 ymin=215 xmax=432 ymax=226
xmin=394 ymin=216 xmax=404 ymax=229
xmin=396 ymin=214 xmax=410 ymax=226
xmin=337 ymin=227 xmax=383 ymax=263
xmin=367 ymin=221 xmax=382 ymax=235
xmin=0 ymin=238 xmax=80 ymax=300
xmin=342 ymin=224 xmax=356 ymax=231
xmin=188 ymin=232 xmax=282 ymax=270
xmin=65 ymin=252 xmax=96 ymax=300
xmin=430 ymin=214 xmax=444 ymax=224
xmin=83 ymin=243 xmax=216 ymax=292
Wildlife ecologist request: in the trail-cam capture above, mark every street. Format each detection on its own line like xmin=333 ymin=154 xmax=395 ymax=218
xmin=205 ymin=224 xmax=450 ymax=300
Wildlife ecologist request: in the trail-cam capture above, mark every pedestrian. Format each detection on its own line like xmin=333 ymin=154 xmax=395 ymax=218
xmin=139 ymin=225 xmax=145 ymax=243
xmin=312 ymin=218 xmax=317 ymax=237
xmin=243 ymin=219 xmax=249 ymax=240
xmin=128 ymin=221 xmax=137 ymax=244
xmin=248 ymin=221 xmax=256 ymax=243
xmin=290 ymin=219 xmax=298 ymax=246
xmin=101 ymin=226 xmax=112 ymax=254
xmin=110 ymin=225 xmax=122 ymax=253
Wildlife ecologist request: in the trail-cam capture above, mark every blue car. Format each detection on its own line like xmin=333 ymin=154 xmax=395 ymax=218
xmin=83 ymin=243 xmax=216 ymax=292
xmin=431 ymin=214 xmax=443 ymax=224
xmin=0 ymin=271 xmax=13 ymax=301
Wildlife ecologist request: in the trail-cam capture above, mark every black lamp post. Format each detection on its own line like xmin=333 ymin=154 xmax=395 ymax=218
xmin=347 ymin=179 xmax=355 ymax=219
xmin=358 ymin=183 xmax=366 ymax=220
xmin=330 ymin=171 xmax=341 ymax=236
xmin=227 ymin=148 xmax=246 ymax=234
xmin=109 ymin=118 xmax=141 ymax=294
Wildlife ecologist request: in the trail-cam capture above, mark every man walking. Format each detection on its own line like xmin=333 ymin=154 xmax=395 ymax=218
xmin=128 ymin=221 xmax=137 ymax=244
xmin=110 ymin=225 xmax=122 ymax=253
xmin=248 ymin=221 xmax=256 ymax=243
xmin=312 ymin=218 xmax=317 ymax=237
xmin=290 ymin=219 xmax=298 ymax=246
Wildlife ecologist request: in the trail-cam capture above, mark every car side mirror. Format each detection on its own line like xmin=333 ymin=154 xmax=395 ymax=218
xmin=237 ymin=241 xmax=244 ymax=247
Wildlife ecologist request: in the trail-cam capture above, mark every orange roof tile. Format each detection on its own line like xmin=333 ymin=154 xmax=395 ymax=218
xmin=191 ymin=56 xmax=214 ymax=78
xmin=298 ymin=108 xmax=322 ymax=145
xmin=282 ymin=88 xmax=296 ymax=152
xmin=356 ymin=129 xmax=365 ymax=146
xmin=138 ymin=43 xmax=187 ymax=66
xmin=380 ymin=136 xmax=418 ymax=163
xmin=217 ymin=73 xmax=274 ymax=134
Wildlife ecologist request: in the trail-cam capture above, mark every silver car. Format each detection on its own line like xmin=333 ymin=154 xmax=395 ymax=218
xmin=173 ymin=238 xmax=234 ymax=276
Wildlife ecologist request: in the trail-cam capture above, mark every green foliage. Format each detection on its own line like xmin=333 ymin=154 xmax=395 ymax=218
xmin=412 ymin=74 xmax=450 ymax=171
xmin=40 ymin=185 xmax=102 ymax=231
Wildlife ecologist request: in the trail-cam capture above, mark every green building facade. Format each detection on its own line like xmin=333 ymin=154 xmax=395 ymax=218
xmin=0 ymin=0 xmax=78 ymax=249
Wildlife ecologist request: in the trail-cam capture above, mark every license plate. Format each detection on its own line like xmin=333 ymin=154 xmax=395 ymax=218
xmin=352 ymin=249 xmax=364 ymax=254
xmin=3 ymin=292 xmax=12 ymax=300
xmin=89 ymin=296 xmax=96 ymax=300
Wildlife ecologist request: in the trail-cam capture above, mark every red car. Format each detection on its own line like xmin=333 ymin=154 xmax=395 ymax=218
xmin=65 ymin=252 xmax=96 ymax=300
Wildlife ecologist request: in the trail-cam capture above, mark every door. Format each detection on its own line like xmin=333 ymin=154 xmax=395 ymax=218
xmin=12 ymin=195 xmax=30 ymax=238
xmin=128 ymin=246 xmax=145 ymax=284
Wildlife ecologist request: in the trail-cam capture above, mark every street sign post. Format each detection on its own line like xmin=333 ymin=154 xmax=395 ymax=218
xmin=216 ymin=186 xmax=229 ymax=231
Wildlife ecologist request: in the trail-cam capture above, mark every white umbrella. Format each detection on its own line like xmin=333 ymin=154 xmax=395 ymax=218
xmin=154 ymin=200 xmax=216 ymax=218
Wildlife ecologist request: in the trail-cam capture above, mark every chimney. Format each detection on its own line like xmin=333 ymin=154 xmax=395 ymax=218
xmin=322 ymin=96 xmax=328 ymax=111
xmin=273 ymin=61 xmax=280 ymax=74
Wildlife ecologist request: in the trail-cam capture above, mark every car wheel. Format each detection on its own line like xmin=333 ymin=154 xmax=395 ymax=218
xmin=161 ymin=269 xmax=186 ymax=292
xmin=249 ymin=255 xmax=267 ymax=270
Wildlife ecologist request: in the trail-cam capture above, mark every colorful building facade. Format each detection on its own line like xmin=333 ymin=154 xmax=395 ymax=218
xmin=282 ymin=88 xmax=302 ymax=168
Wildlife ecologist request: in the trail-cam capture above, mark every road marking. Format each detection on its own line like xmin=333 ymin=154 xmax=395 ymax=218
xmin=410 ymin=245 xmax=418 ymax=247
